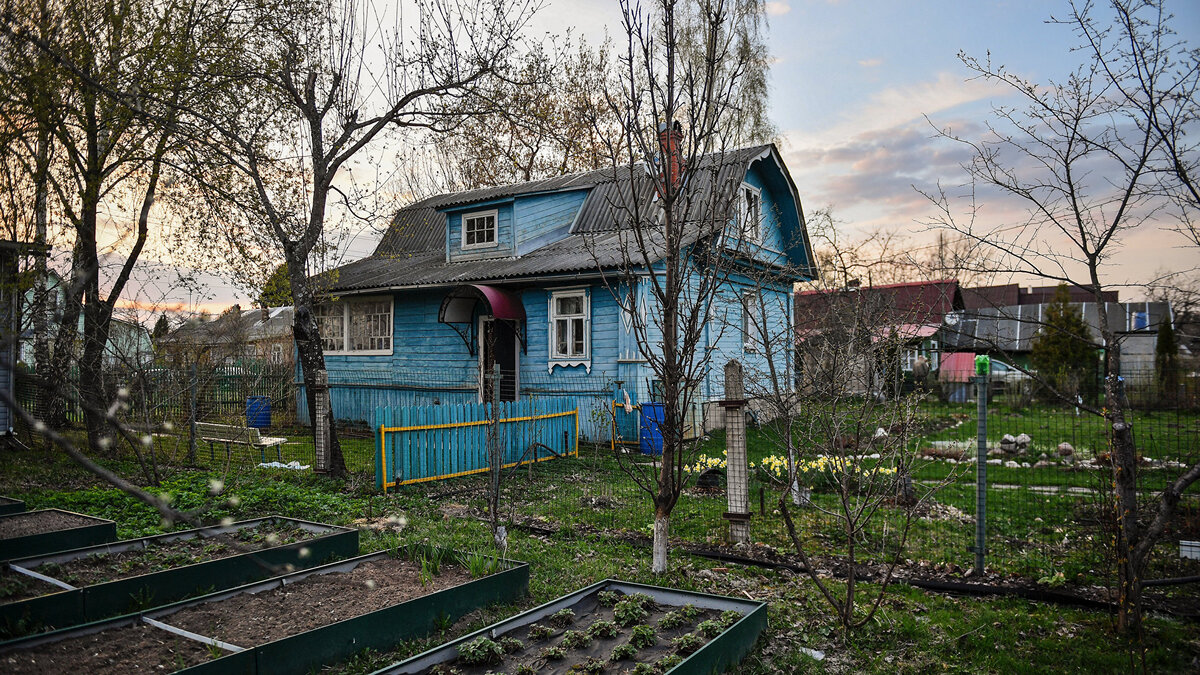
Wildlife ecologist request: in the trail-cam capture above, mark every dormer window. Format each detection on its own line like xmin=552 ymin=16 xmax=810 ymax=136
xmin=462 ymin=209 xmax=498 ymax=249
xmin=739 ymin=183 xmax=761 ymax=243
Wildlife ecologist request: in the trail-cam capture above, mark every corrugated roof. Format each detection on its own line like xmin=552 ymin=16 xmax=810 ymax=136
xmin=333 ymin=145 xmax=788 ymax=292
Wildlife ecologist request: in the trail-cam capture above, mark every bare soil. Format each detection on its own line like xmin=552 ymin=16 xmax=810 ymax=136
xmin=0 ymin=623 xmax=219 ymax=675
xmin=0 ymin=511 xmax=101 ymax=539
xmin=0 ymin=568 xmax=64 ymax=604
xmin=0 ymin=557 xmax=473 ymax=673
xmin=32 ymin=521 xmax=314 ymax=587
xmin=166 ymin=557 xmax=471 ymax=647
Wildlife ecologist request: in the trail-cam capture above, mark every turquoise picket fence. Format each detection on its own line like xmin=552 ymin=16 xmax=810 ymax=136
xmin=374 ymin=398 xmax=579 ymax=491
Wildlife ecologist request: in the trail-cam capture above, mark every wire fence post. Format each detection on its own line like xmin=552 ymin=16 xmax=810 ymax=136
xmin=973 ymin=356 xmax=990 ymax=575
xmin=186 ymin=362 xmax=198 ymax=465
xmin=312 ymin=369 xmax=329 ymax=473
xmin=721 ymin=360 xmax=750 ymax=545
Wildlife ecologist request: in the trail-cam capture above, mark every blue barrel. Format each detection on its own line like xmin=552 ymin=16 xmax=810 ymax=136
xmin=639 ymin=403 xmax=665 ymax=456
xmin=246 ymin=396 xmax=271 ymax=429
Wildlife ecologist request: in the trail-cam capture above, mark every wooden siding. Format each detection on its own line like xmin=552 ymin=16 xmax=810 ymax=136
xmin=515 ymin=190 xmax=588 ymax=255
xmin=446 ymin=204 xmax=516 ymax=261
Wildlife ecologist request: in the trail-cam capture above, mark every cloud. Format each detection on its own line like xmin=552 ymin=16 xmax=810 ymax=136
xmin=765 ymin=2 xmax=791 ymax=16
xmin=858 ymin=58 xmax=883 ymax=68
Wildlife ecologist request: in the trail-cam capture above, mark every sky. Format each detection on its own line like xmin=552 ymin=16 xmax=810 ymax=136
xmin=133 ymin=0 xmax=1200 ymax=316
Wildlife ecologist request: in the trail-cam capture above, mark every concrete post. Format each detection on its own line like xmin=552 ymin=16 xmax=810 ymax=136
xmin=313 ymin=369 xmax=329 ymax=473
xmin=721 ymin=360 xmax=750 ymax=545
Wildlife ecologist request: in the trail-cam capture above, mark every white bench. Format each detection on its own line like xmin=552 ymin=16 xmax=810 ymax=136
xmin=196 ymin=422 xmax=287 ymax=463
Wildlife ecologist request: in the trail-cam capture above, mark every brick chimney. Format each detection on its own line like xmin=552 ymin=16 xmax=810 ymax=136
xmin=657 ymin=120 xmax=684 ymax=193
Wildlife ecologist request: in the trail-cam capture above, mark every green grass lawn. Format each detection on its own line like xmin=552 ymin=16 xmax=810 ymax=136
xmin=2 ymin=445 xmax=1196 ymax=673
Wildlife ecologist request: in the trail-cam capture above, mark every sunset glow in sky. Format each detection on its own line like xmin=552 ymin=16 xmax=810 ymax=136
xmin=149 ymin=0 xmax=1200 ymax=314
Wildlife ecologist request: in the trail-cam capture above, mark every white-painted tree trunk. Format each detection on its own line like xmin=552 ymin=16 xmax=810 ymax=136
xmin=652 ymin=513 xmax=670 ymax=574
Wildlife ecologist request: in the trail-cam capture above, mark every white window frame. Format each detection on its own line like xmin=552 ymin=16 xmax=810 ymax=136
xmin=316 ymin=296 xmax=394 ymax=356
xmin=548 ymin=288 xmax=590 ymax=372
xmin=461 ymin=209 xmax=499 ymax=250
xmin=742 ymin=291 xmax=760 ymax=353
xmin=738 ymin=183 xmax=762 ymax=244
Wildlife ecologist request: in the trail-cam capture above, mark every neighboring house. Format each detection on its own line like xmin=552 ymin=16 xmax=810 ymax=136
xmin=17 ymin=270 xmax=152 ymax=371
xmin=793 ymin=280 xmax=965 ymax=392
xmin=944 ymin=284 xmax=1174 ymax=380
xmin=161 ymin=305 xmax=295 ymax=367
xmin=311 ymin=143 xmax=816 ymax=437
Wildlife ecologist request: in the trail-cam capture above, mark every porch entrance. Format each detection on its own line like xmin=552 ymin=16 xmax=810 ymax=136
xmin=479 ymin=316 xmax=518 ymax=403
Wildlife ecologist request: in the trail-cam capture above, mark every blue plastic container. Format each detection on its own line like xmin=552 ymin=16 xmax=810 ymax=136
xmin=246 ymin=396 xmax=272 ymax=429
xmin=639 ymin=403 xmax=665 ymax=456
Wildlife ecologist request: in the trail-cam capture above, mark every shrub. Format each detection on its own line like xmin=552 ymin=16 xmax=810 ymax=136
xmin=630 ymin=624 xmax=656 ymax=649
xmin=549 ymin=608 xmax=576 ymax=628
xmin=560 ymin=629 xmax=592 ymax=650
xmin=587 ymin=619 xmax=621 ymax=639
xmin=497 ymin=636 xmax=524 ymax=653
xmin=613 ymin=597 xmax=648 ymax=626
xmin=456 ymin=637 xmax=503 ymax=666
xmin=539 ymin=645 xmax=567 ymax=660
xmin=672 ymin=633 xmax=704 ymax=655
xmin=610 ymin=642 xmax=637 ymax=661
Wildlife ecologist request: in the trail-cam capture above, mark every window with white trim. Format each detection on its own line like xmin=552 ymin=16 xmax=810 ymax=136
xmin=461 ymin=209 xmax=498 ymax=249
xmin=550 ymin=289 xmax=589 ymax=363
xmin=315 ymin=297 xmax=393 ymax=355
xmin=739 ymin=183 xmax=761 ymax=243
xmin=270 ymin=343 xmax=284 ymax=364
xmin=742 ymin=291 xmax=760 ymax=352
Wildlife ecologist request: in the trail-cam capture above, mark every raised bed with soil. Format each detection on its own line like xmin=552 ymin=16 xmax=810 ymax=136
xmin=374 ymin=579 xmax=767 ymax=675
xmin=0 ymin=546 xmax=529 ymax=675
xmin=0 ymin=509 xmax=117 ymax=561
xmin=0 ymin=516 xmax=357 ymax=638
xmin=0 ymin=497 xmax=25 ymax=516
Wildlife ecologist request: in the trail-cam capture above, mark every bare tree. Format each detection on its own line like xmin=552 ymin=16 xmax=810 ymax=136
xmin=593 ymin=0 xmax=779 ymax=574
xmin=187 ymin=0 xmax=536 ymax=476
xmin=923 ymin=0 xmax=1200 ymax=635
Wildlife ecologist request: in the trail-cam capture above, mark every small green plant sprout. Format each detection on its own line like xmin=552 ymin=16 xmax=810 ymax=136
xmin=610 ymin=642 xmax=637 ymax=661
xmin=560 ymin=629 xmax=592 ymax=650
xmin=429 ymin=665 xmax=462 ymax=675
xmin=627 ymin=593 xmax=653 ymax=608
xmin=658 ymin=653 xmax=685 ymax=670
xmin=629 ymin=663 xmax=657 ymax=675
xmin=206 ymin=642 xmax=225 ymax=660
xmin=696 ymin=619 xmax=723 ymax=638
xmin=657 ymin=610 xmax=689 ymax=630
xmin=539 ymin=645 xmax=567 ymax=660
xmin=460 ymin=550 xmax=501 ymax=578
xmin=629 ymin=624 xmax=657 ymax=649
xmin=718 ymin=610 xmax=742 ymax=629
xmin=549 ymin=608 xmax=576 ymax=628
xmin=497 ymin=635 xmax=524 ymax=653
xmin=671 ymin=633 xmax=704 ymax=655
xmin=457 ymin=636 xmax=504 ymax=666
xmin=433 ymin=612 xmax=454 ymax=633
xmin=597 ymin=590 xmax=621 ymax=607
xmin=587 ymin=619 xmax=620 ymax=639
xmin=527 ymin=623 xmax=554 ymax=641
xmin=613 ymin=597 xmax=648 ymax=626
xmin=676 ymin=604 xmax=701 ymax=621
xmin=514 ymin=665 xmax=537 ymax=675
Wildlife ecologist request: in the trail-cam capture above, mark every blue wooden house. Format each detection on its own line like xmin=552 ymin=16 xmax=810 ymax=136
xmin=309 ymin=144 xmax=816 ymax=440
